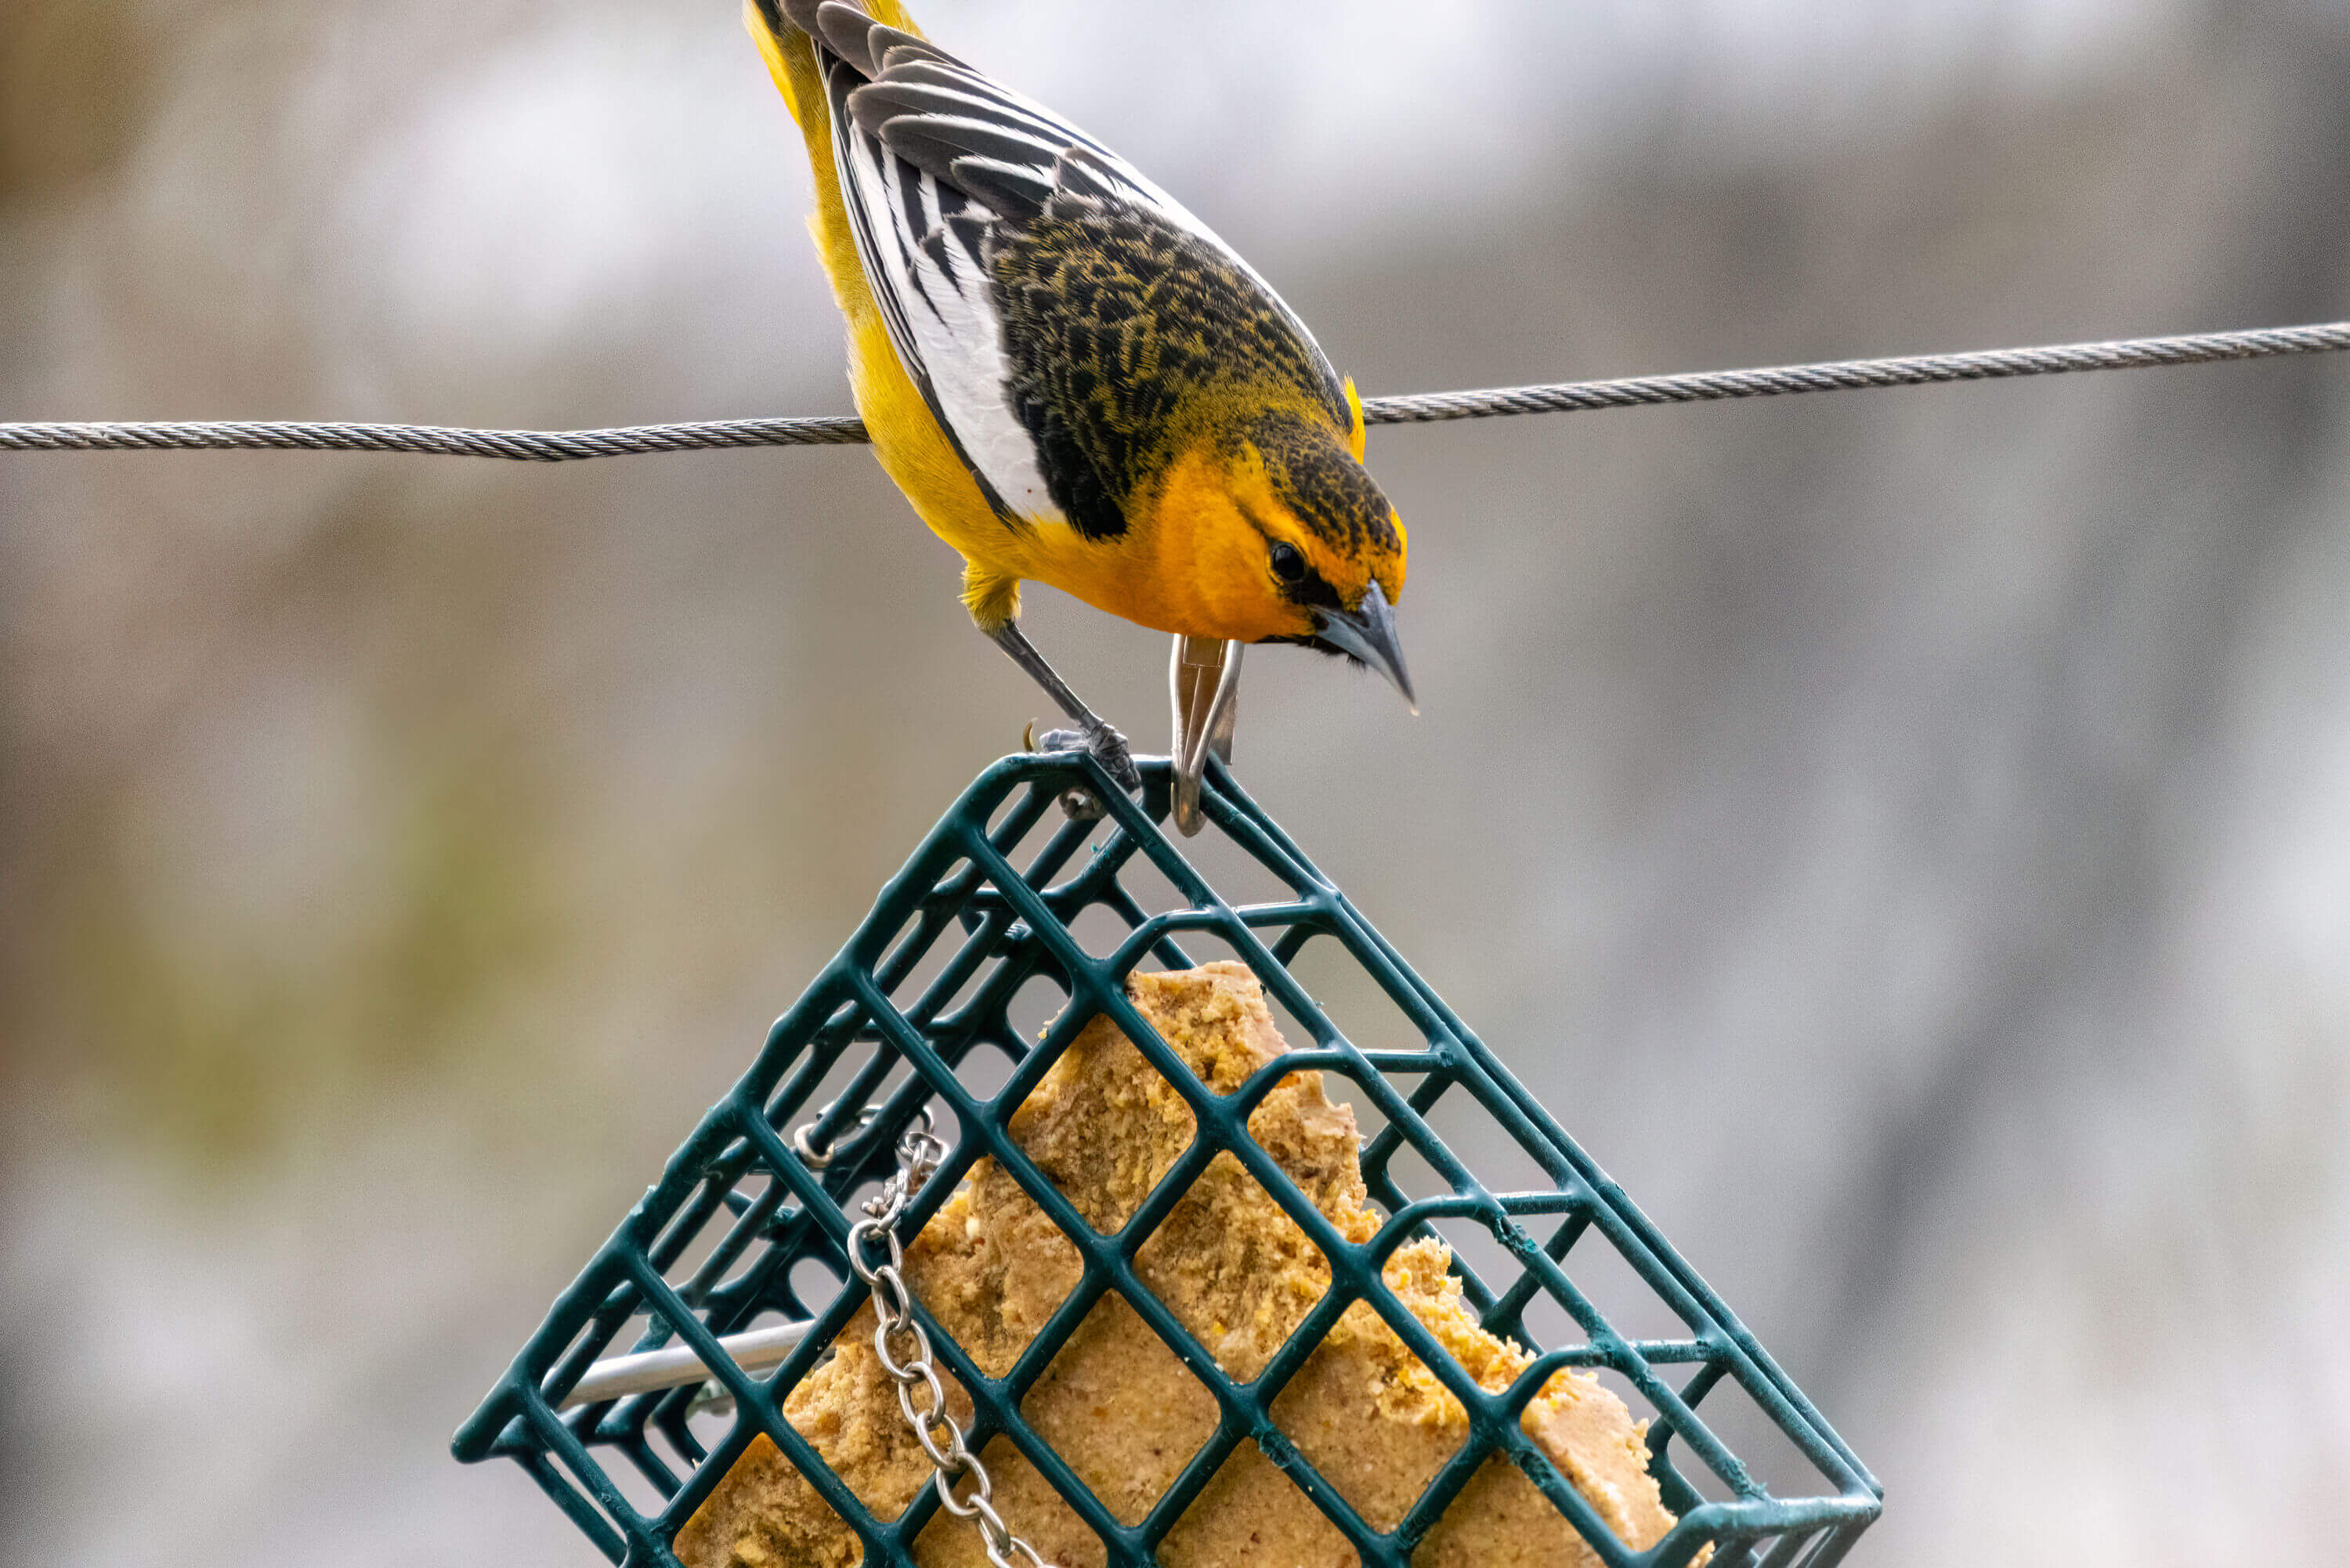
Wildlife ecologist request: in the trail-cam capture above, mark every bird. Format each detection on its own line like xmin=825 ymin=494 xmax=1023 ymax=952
xmin=747 ymin=0 xmax=1413 ymax=800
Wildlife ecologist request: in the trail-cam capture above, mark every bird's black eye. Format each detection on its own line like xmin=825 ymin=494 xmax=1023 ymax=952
xmin=1269 ymin=540 xmax=1307 ymax=584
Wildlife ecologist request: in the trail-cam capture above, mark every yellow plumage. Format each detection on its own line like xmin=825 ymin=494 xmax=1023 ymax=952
xmin=747 ymin=2 xmax=1027 ymax=628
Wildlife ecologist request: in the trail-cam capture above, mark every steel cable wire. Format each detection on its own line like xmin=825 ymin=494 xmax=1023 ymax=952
xmin=3 ymin=321 xmax=2346 ymax=461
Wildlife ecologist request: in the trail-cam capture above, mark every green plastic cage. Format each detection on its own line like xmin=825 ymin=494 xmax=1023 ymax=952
xmin=452 ymin=753 xmax=1882 ymax=1566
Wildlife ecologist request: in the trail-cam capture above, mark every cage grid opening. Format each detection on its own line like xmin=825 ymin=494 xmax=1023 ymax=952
xmin=454 ymin=754 xmax=1882 ymax=1567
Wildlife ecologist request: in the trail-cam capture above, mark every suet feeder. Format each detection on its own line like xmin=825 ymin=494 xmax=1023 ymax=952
xmin=452 ymin=754 xmax=1882 ymax=1566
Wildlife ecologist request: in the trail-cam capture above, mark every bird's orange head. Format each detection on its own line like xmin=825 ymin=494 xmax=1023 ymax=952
xmin=1137 ymin=390 xmax=1413 ymax=706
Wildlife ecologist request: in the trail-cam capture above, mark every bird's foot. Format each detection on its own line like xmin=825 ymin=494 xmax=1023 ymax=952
xmin=1026 ymin=720 xmax=1141 ymax=819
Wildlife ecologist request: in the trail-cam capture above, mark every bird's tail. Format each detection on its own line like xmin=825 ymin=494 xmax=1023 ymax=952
xmin=744 ymin=0 xmax=924 ymax=128
xmin=744 ymin=0 xmax=922 ymax=330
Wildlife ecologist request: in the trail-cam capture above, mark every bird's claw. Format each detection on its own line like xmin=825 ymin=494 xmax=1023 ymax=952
xmin=1031 ymin=722 xmax=1141 ymax=819
xmin=1039 ymin=724 xmax=1142 ymax=793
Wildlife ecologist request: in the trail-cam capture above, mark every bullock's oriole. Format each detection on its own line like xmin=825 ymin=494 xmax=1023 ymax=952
xmin=750 ymin=0 xmax=1412 ymax=794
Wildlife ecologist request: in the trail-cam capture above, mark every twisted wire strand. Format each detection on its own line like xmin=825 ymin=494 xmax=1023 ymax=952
xmin=1359 ymin=320 xmax=2350 ymax=425
xmin=0 ymin=414 xmax=870 ymax=461
xmin=3 ymin=322 xmax=2345 ymax=461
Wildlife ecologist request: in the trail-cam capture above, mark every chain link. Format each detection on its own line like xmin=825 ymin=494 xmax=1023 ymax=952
xmin=797 ymin=1107 xmax=1058 ymax=1568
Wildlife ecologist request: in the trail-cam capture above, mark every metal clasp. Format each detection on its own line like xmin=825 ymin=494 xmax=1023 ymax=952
xmin=1169 ymin=635 xmax=1242 ymax=837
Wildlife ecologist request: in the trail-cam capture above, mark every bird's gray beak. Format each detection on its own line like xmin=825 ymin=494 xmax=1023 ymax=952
xmin=1316 ymin=580 xmax=1417 ymax=712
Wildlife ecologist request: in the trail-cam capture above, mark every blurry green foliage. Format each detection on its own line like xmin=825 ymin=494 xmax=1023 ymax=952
xmin=45 ymin=739 xmax=562 ymax=1168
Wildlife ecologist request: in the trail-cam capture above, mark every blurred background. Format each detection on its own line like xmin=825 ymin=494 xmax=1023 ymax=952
xmin=4 ymin=0 xmax=2348 ymax=1562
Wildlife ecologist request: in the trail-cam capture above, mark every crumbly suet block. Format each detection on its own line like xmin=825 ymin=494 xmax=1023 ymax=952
xmin=678 ymin=964 xmax=1679 ymax=1567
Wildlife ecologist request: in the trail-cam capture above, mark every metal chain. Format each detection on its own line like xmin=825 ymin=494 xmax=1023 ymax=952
xmin=797 ymin=1107 xmax=1058 ymax=1568
xmin=4 ymin=321 xmax=2345 ymax=460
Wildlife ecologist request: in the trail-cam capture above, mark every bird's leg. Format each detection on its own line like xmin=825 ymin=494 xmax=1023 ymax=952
xmin=988 ymin=622 xmax=1142 ymax=815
